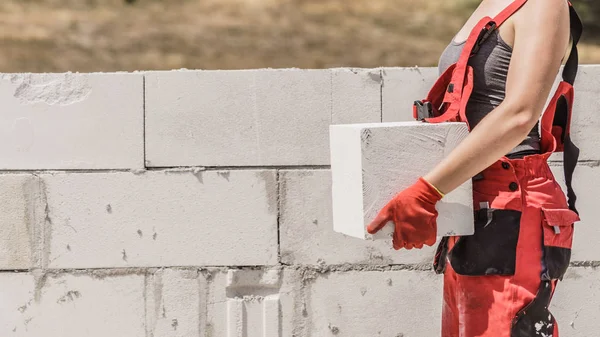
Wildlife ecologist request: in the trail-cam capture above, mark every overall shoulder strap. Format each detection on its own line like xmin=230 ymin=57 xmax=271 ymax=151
xmin=563 ymin=3 xmax=583 ymax=85
xmin=470 ymin=0 xmax=527 ymax=55
xmin=538 ymin=2 xmax=582 ymax=214
xmin=560 ymin=3 xmax=583 ymax=214
xmin=494 ymin=0 xmax=528 ymax=27
xmin=432 ymin=0 xmax=527 ymax=124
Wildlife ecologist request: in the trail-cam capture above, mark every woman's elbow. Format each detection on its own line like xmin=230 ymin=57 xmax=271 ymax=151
xmin=502 ymin=100 xmax=541 ymax=131
xmin=514 ymin=109 xmax=540 ymax=131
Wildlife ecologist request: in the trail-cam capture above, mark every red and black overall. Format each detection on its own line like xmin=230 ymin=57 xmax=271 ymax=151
xmin=412 ymin=1 xmax=584 ymax=336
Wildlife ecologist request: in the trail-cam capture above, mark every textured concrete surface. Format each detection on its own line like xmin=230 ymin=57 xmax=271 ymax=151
xmin=146 ymin=269 xmax=204 ymax=337
xmin=145 ymin=69 xmax=334 ymax=167
xmin=330 ymin=121 xmax=474 ymax=240
xmin=381 ymin=67 xmax=439 ymax=123
xmin=18 ymin=170 xmax=278 ymax=269
xmin=551 ymin=267 xmax=600 ymax=337
xmin=308 ymin=269 xmax=443 ymax=337
xmin=331 ymin=68 xmax=382 ymax=124
xmin=0 ymin=272 xmax=146 ymax=337
xmin=0 ymin=175 xmax=43 ymax=270
xmin=0 ymin=73 xmax=143 ymax=169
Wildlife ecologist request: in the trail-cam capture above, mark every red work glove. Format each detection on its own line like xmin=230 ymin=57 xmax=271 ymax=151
xmin=367 ymin=177 xmax=443 ymax=250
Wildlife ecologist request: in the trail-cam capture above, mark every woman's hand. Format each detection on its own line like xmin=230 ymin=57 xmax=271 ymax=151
xmin=423 ymin=0 xmax=571 ymax=195
xmin=367 ymin=177 xmax=443 ymax=250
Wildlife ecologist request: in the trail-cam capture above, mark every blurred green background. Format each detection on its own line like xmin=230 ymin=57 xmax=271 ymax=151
xmin=0 ymin=0 xmax=598 ymax=72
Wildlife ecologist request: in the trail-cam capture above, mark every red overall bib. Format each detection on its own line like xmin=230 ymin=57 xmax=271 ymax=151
xmin=412 ymin=1 xmax=584 ymax=336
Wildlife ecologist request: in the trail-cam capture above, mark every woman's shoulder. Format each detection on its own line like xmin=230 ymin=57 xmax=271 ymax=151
xmin=513 ymin=0 xmax=569 ymax=25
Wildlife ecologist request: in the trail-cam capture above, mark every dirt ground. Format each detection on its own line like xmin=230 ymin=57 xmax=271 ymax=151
xmin=1 ymin=0 xmax=599 ymax=72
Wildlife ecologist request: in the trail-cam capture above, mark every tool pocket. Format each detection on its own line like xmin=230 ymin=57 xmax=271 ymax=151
xmin=541 ymin=207 xmax=580 ymax=280
xmin=449 ymin=208 xmax=521 ymax=276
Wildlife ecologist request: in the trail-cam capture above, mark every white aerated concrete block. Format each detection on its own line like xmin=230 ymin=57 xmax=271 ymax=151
xmin=146 ymin=269 xmax=204 ymax=337
xmin=330 ymin=121 xmax=474 ymax=240
xmin=0 ymin=73 xmax=143 ymax=169
xmin=331 ymin=68 xmax=382 ymax=124
xmin=279 ymin=170 xmax=439 ymax=265
xmin=39 ymin=170 xmax=277 ymax=268
xmin=207 ymin=268 xmax=295 ymax=337
xmin=308 ymin=270 xmax=443 ymax=336
xmin=0 ymin=175 xmax=43 ymax=270
xmin=382 ymin=67 xmax=439 ymax=122
xmin=145 ymin=69 xmax=333 ymax=167
xmin=550 ymin=163 xmax=600 ymax=262
xmin=551 ymin=267 xmax=600 ymax=336
xmin=0 ymin=272 xmax=146 ymax=337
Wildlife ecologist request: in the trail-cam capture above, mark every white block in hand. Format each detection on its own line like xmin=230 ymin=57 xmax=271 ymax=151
xmin=329 ymin=121 xmax=474 ymax=241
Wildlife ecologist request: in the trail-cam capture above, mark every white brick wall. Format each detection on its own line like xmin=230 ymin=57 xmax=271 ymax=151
xmin=0 ymin=68 xmax=598 ymax=337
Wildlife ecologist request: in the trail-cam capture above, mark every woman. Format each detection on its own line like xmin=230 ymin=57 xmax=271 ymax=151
xmin=367 ymin=0 xmax=582 ymax=336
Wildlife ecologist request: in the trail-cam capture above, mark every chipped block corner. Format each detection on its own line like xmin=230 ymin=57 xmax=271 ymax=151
xmin=330 ymin=121 xmax=475 ymax=240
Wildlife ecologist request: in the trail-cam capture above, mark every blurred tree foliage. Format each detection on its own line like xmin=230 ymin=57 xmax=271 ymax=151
xmin=118 ymin=0 xmax=596 ymax=40
xmin=454 ymin=0 xmax=598 ymax=40
xmin=573 ymin=0 xmax=599 ymax=39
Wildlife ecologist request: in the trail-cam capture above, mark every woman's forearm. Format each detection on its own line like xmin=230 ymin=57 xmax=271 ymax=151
xmin=423 ymin=102 xmax=538 ymax=195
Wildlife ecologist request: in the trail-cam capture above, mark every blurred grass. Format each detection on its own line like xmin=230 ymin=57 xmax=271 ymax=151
xmin=0 ymin=0 xmax=598 ymax=72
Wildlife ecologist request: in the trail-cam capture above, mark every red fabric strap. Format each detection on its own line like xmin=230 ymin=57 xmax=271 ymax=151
xmin=493 ymin=0 xmax=528 ymax=28
xmin=452 ymin=0 xmax=528 ymax=99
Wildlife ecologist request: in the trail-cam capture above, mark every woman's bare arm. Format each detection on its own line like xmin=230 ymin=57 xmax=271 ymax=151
xmin=423 ymin=0 xmax=571 ymax=194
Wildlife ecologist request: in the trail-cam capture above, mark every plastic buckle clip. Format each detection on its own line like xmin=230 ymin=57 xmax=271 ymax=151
xmin=472 ymin=21 xmax=497 ymax=55
xmin=413 ymin=100 xmax=433 ymax=121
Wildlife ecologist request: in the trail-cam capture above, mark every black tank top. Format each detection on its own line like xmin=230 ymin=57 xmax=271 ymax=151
xmin=438 ymin=29 xmax=541 ymax=157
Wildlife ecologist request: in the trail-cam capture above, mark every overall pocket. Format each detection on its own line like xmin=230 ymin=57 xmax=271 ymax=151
xmin=511 ymin=281 xmax=556 ymax=337
xmin=541 ymin=207 xmax=580 ymax=280
xmin=449 ymin=208 xmax=521 ymax=276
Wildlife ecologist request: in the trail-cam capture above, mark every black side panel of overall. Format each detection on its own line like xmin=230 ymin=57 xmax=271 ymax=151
xmin=511 ymin=281 xmax=556 ymax=336
xmin=543 ymin=246 xmax=572 ymax=281
xmin=449 ymin=209 xmax=521 ymax=276
xmin=433 ymin=237 xmax=449 ymax=274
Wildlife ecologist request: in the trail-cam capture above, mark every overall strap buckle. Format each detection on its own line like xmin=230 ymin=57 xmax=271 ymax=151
xmin=413 ymin=100 xmax=434 ymax=121
xmin=472 ymin=22 xmax=497 ymax=55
